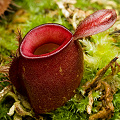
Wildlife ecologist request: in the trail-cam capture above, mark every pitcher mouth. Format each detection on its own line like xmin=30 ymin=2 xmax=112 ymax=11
xmin=20 ymin=23 xmax=73 ymax=59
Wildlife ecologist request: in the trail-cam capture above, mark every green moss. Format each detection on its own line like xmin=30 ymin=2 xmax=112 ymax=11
xmin=81 ymin=31 xmax=119 ymax=70
xmin=52 ymin=96 xmax=89 ymax=120
xmin=110 ymin=90 xmax=120 ymax=120
xmin=0 ymin=104 xmax=12 ymax=120
xmin=0 ymin=26 xmax=18 ymax=61
xmin=14 ymin=0 xmax=57 ymax=14
xmin=75 ymin=0 xmax=103 ymax=11
xmin=0 ymin=96 xmax=14 ymax=120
